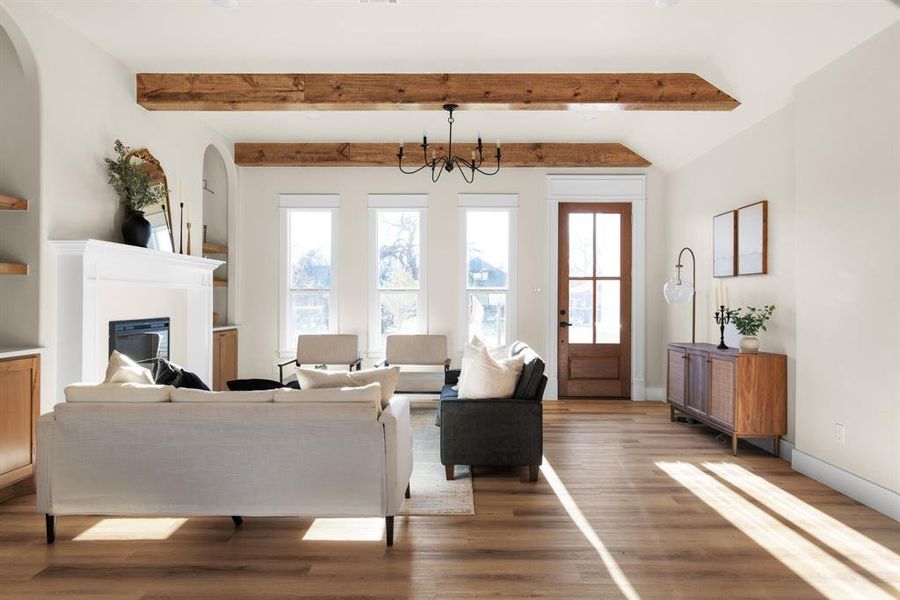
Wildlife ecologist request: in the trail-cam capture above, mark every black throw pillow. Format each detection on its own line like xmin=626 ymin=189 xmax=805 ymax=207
xmin=226 ymin=378 xmax=284 ymax=391
xmin=152 ymin=358 xmax=211 ymax=391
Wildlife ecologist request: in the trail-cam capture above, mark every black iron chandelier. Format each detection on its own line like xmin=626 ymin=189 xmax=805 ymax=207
xmin=397 ymin=103 xmax=502 ymax=184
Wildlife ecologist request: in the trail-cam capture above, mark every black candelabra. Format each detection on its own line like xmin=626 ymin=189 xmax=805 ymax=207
xmin=715 ymin=305 xmax=731 ymax=350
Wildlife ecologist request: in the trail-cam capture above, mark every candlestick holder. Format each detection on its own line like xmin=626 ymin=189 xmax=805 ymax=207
xmin=715 ymin=305 xmax=731 ymax=350
xmin=178 ymin=202 xmax=184 ymax=255
xmin=186 ymin=222 xmax=192 ymax=255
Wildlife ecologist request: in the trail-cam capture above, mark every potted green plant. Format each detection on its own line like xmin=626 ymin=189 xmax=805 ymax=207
xmin=105 ymin=140 xmax=165 ymax=247
xmin=729 ymin=305 xmax=776 ymax=353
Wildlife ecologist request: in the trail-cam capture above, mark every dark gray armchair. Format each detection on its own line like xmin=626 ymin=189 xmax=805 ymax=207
xmin=438 ymin=342 xmax=547 ymax=482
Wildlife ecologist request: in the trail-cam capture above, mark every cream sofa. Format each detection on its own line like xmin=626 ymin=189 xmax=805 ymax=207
xmin=36 ymin=384 xmax=413 ymax=546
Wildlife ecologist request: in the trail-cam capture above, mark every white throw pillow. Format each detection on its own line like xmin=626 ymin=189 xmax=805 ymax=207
xmin=457 ymin=345 xmax=525 ymax=400
xmin=295 ymin=366 xmax=400 ymax=408
xmin=104 ymin=350 xmax=154 ymax=384
xmin=274 ymin=383 xmax=383 ymax=415
xmin=65 ymin=383 xmax=173 ymax=403
xmin=458 ymin=336 xmax=507 ymax=393
xmin=171 ymin=388 xmax=274 ymax=403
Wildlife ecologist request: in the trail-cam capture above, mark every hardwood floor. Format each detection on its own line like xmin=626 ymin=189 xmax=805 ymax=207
xmin=1 ymin=401 xmax=897 ymax=599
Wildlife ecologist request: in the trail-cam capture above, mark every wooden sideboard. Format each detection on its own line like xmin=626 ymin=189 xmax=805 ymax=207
xmin=0 ymin=353 xmax=40 ymax=499
xmin=666 ymin=343 xmax=786 ymax=456
xmin=212 ymin=328 xmax=238 ymax=391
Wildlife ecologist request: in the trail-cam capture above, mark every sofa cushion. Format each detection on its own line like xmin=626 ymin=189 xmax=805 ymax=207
xmin=434 ymin=384 xmax=459 ymax=426
xmin=295 ymin=366 xmax=400 ymax=408
xmin=273 ymin=383 xmax=383 ymax=417
xmin=458 ymin=344 xmax=525 ymax=400
xmin=171 ymin=388 xmax=274 ymax=402
xmin=65 ymin=383 xmax=173 ymax=403
xmin=509 ymin=342 xmax=546 ymax=400
xmin=104 ymin=350 xmax=154 ymax=385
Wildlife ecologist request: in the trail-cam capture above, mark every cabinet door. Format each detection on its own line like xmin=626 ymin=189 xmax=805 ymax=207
xmin=686 ymin=350 xmax=709 ymax=415
xmin=709 ymin=356 xmax=735 ymax=427
xmin=212 ymin=333 xmax=223 ymax=391
xmin=220 ymin=331 xmax=238 ymax=386
xmin=0 ymin=355 xmax=40 ymax=488
xmin=666 ymin=348 xmax=687 ymax=407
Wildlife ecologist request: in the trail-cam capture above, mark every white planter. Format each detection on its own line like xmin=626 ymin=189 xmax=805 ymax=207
xmin=739 ymin=336 xmax=760 ymax=353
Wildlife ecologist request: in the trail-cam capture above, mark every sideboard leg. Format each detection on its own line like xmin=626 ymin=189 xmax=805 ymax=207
xmin=731 ymin=434 xmax=738 ymax=456
xmin=231 ymin=516 xmax=243 ymax=528
xmin=773 ymin=435 xmax=781 ymax=457
xmin=669 ymin=405 xmax=675 ymax=422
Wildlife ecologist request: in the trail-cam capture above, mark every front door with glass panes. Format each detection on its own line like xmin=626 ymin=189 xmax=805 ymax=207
xmin=557 ymin=203 xmax=631 ymax=398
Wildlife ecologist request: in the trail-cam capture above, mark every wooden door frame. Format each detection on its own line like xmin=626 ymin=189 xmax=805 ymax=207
xmin=546 ymin=175 xmax=647 ymax=400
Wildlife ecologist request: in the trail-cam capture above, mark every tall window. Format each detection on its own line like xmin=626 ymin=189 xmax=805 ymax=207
xmin=369 ymin=195 xmax=427 ymax=353
xmin=460 ymin=195 xmax=517 ymax=348
xmin=279 ymin=195 xmax=338 ymax=354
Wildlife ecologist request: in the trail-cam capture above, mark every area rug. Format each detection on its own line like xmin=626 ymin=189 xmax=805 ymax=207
xmin=398 ymin=406 xmax=475 ymax=516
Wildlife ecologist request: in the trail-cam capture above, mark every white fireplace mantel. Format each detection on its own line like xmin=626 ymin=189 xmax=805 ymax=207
xmin=51 ymin=240 xmax=223 ymax=400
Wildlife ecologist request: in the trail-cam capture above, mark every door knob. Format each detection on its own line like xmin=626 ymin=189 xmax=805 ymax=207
xmin=559 ymin=321 xmax=572 ymax=327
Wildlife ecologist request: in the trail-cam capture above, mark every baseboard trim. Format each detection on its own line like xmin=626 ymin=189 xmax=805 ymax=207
xmin=643 ymin=387 xmax=665 ymax=401
xmin=792 ymin=449 xmax=900 ymax=521
xmin=747 ymin=437 xmax=794 ymax=462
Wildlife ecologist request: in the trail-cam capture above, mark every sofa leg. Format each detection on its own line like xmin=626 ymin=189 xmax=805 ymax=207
xmin=528 ymin=465 xmax=539 ymax=482
xmin=45 ymin=514 xmax=56 ymax=544
xmin=231 ymin=516 xmax=243 ymax=528
xmin=445 ymin=464 xmax=455 ymax=481
xmin=405 ymin=484 xmax=411 ymax=499
xmin=385 ymin=516 xmax=395 ymax=547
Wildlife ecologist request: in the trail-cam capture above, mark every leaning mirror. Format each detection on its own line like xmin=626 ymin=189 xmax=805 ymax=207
xmin=125 ymin=148 xmax=175 ymax=252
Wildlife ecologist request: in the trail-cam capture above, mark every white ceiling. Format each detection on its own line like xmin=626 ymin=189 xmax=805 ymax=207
xmin=35 ymin=0 xmax=900 ymax=171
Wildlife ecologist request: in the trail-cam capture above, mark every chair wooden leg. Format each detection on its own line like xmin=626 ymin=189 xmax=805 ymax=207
xmin=670 ymin=405 xmax=676 ymax=422
xmin=45 ymin=514 xmax=56 ymax=544
xmin=385 ymin=516 xmax=394 ymax=547
xmin=405 ymin=484 xmax=411 ymax=499
xmin=445 ymin=464 xmax=454 ymax=481
xmin=231 ymin=516 xmax=243 ymax=528
xmin=528 ymin=465 xmax=539 ymax=482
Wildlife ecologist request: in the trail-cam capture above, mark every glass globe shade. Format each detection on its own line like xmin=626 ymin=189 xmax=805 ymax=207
xmin=663 ymin=268 xmax=693 ymax=304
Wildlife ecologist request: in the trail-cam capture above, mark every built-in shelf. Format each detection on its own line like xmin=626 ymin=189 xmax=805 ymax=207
xmin=0 ymin=263 xmax=28 ymax=275
xmin=213 ymin=279 xmax=228 ymax=288
xmin=0 ymin=194 xmax=27 ymax=211
xmin=203 ymin=242 xmax=228 ymax=255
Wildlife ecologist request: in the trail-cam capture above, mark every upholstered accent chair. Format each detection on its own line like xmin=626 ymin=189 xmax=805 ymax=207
xmin=277 ymin=334 xmax=362 ymax=383
xmin=438 ymin=341 xmax=547 ymax=482
xmin=379 ymin=334 xmax=451 ymax=394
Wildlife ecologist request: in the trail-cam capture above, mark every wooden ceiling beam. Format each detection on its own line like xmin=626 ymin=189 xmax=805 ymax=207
xmin=137 ymin=73 xmax=738 ymax=111
xmin=234 ymin=142 xmax=650 ymax=168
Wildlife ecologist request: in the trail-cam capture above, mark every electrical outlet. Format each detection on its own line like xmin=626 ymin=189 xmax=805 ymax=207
xmin=835 ymin=423 xmax=845 ymax=444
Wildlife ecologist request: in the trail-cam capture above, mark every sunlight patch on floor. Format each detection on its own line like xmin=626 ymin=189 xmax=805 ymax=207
xmin=302 ymin=518 xmax=385 ymax=542
xmin=541 ymin=456 xmax=642 ymax=600
xmin=703 ymin=461 xmax=900 ymax=594
xmin=73 ymin=518 xmax=187 ymax=541
xmin=658 ymin=462 xmax=893 ymax=600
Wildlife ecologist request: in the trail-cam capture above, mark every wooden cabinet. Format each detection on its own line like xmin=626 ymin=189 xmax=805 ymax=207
xmin=212 ymin=329 xmax=238 ymax=391
xmin=0 ymin=354 xmax=40 ymax=494
xmin=666 ymin=343 xmax=786 ymax=456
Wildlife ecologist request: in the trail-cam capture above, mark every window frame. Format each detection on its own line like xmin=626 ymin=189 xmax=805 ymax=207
xmin=458 ymin=194 xmax=518 ymax=351
xmin=368 ymin=194 xmax=429 ymax=355
xmin=278 ymin=194 xmax=339 ymax=357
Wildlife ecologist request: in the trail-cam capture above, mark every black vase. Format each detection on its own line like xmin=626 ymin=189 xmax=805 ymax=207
xmin=122 ymin=209 xmax=152 ymax=247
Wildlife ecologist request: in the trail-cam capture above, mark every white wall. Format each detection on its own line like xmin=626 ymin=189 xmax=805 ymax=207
xmin=1 ymin=2 xmax=238 ymax=408
xmin=793 ymin=23 xmax=900 ymax=494
xmin=664 ymin=105 xmax=797 ymax=442
xmin=663 ymin=23 xmax=899 ymax=501
xmin=0 ymin=17 xmax=40 ymax=348
xmin=237 ymin=166 xmax=667 ymax=395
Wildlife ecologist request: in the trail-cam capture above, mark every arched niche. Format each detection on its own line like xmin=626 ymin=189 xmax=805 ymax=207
xmin=0 ymin=11 xmax=41 ymax=347
xmin=202 ymin=143 xmax=231 ymax=325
